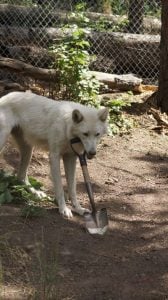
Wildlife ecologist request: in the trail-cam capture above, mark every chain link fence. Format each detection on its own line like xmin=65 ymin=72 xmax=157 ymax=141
xmin=0 ymin=0 xmax=161 ymax=91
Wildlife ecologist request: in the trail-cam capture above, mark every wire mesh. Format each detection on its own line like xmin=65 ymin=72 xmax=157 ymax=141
xmin=0 ymin=0 xmax=161 ymax=88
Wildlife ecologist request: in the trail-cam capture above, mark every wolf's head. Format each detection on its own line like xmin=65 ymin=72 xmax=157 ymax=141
xmin=72 ymin=107 xmax=109 ymax=159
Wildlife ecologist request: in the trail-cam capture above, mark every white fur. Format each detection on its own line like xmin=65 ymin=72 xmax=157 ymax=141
xmin=0 ymin=91 xmax=108 ymax=218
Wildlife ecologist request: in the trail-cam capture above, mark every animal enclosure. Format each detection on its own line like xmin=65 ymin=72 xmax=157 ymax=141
xmin=0 ymin=0 xmax=161 ymax=95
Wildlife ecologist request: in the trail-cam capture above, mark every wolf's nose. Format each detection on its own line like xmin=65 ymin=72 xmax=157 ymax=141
xmin=88 ymin=150 xmax=96 ymax=157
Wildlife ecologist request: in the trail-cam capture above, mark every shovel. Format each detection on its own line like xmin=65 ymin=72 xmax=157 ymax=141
xmin=70 ymin=137 xmax=108 ymax=235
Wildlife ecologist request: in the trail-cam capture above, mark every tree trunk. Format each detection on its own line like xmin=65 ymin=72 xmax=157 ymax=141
xmin=157 ymin=1 xmax=168 ymax=112
xmin=157 ymin=0 xmax=168 ymax=112
xmin=128 ymin=0 xmax=144 ymax=33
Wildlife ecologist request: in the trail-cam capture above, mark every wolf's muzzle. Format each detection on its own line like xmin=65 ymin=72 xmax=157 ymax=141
xmin=87 ymin=151 xmax=96 ymax=159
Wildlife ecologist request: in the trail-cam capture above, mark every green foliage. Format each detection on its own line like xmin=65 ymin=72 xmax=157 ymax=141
xmin=102 ymin=0 xmax=160 ymax=17
xmin=0 ymin=170 xmax=47 ymax=217
xmin=105 ymin=98 xmax=134 ymax=136
xmin=50 ymin=2 xmax=134 ymax=135
xmin=0 ymin=170 xmax=22 ymax=205
xmin=29 ymin=176 xmax=43 ymax=190
xmin=144 ymin=1 xmax=161 ymax=17
xmin=90 ymin=16 xmax=128 ymax=32
xmin=50 ymin=3 xmax=101 ymax=106
xmin=69 ymin=3 xmax=90 ymax=27
xmin=111 ymin=0 xmax=129 ymax=15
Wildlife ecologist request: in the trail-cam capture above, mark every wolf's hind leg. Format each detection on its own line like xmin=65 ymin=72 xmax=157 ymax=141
xmin=0 ymin=131 xmax=10 ymax=154
xmin=12 ymin=127 xmax=47 ymax=199
xmin=0 ymin=121 xmax=11 ymax=154
xmin=11 ymin=127 xmax=32 ymax=183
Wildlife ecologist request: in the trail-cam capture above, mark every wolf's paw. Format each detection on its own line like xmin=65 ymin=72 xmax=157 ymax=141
xmin=28 ymin=187 xmax=50 ymax=200
xmin=59 ymin=206 xmax=73 ymax=219
xmin=72 ymin=205 xmax=91 ymax=216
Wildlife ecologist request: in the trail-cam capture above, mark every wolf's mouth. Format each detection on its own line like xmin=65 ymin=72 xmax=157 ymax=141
xmin=86 ymin=153 xmax=95 ymax=160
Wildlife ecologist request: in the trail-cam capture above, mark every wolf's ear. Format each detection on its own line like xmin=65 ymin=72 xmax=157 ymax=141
xmin=72 ymin=109 xmax=84 ymax=123
xmin=98 ymin=107 xmax=109 ymax=122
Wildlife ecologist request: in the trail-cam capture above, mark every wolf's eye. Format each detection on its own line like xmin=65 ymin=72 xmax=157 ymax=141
xmin=95 ymin=133 xmax=100 ymax=137
xmin=83 ymin=132 xmax=89 ymax=137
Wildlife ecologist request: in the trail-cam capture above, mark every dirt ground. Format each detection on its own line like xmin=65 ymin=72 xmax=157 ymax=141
xmin=1 ymin=93 xmax=168 ymax=300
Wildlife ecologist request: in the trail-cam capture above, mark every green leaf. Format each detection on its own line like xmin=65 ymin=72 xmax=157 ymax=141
xmin=29 ymin=176 xmax=43 ymax=190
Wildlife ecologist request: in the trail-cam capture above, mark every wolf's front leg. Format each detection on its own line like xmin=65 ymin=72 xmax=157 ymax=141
xmin=49 ymin=151 xmax=73 ymax=218
xmin=63 ymin=153 xmax=90 ymax=216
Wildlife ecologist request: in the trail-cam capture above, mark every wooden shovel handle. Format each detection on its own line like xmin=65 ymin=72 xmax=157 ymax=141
xmin=70 ymin=139 xmax=96 ymax=212
xmin=78 ymin=155 xmax=96 ymax=212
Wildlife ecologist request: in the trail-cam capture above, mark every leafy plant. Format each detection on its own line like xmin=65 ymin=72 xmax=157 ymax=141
xmin=29 ymin=176 xmax=43 ymax=190
xmin=50 ymin=3 xmax=101 ymax=106
xmin=0 ymin=170 xmax=48 ymax=217
xmin=144 ymin=1 xmax=161 ymax=17
xmin=111 ymin=0 xmax=129 ymax=15
xmin=105 ymin=98 xmax=134 ymax=136
xmin=50 ymin=3 xmax=134 ymax=135
xmin=90 ymin=16 xmax=129 ymax=32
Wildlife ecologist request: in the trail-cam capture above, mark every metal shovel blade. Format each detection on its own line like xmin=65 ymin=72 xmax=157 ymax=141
xmin=84 ymin=208 xmax=108 ymax=235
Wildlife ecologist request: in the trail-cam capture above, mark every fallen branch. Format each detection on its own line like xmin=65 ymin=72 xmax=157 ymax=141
xmin=149 ymin=108 xmax=168 ymax=127
xmin=89 ymin=71 xmax=142 ymax=92
xmin=0 ymin=56 xmax=143 ymax=92
xmin=0 ymin=56 xmax=59 ymax=82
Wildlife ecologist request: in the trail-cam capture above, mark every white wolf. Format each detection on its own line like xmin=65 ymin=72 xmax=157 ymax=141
xmin=0 ymin=91 xmax=109 ymax=218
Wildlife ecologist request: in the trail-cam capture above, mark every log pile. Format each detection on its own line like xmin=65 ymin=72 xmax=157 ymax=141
xmin=0 ymin=56 xmax=144 ymax=93
xmin=89 ymin=32 xmax=160 ymax=75
xmin=0 ymin=4 xmax=160 ymax=87
xmin=0 ymin=27 xmax=160 ymax=75
xmin=0 ymin=5 xmax=161 ymax=34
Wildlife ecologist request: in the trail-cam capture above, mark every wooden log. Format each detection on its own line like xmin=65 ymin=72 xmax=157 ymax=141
xmin=0 ymin=24 xmax=161 ymax=43
xmin=0 ymin=4 xmax=161 ymax=34
xmin=0 ymin=56 xmax=143 ymax=92
xmin=89 ymin=71 xmax=142 ymax=92
xmin=0 ymin=28 xmax=160 ymax=75
xmin=143 ymin=16 xmax=161 ymax=35
xmin=0 ymin=4 xmax=57 ymax=27
xmin=89 ymin=32 xmax=160 ymax=75
xmin=0 ymin=26 xmax=74 ymax=46
xmin=0 ymin=44 xmax=53 ymax=68
xmin=0 ymin=56 xmax=59 ymax=81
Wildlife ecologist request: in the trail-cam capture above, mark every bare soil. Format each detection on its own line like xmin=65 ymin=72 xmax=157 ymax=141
xmin=0 ymin=94 xmax=168 ymax=300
